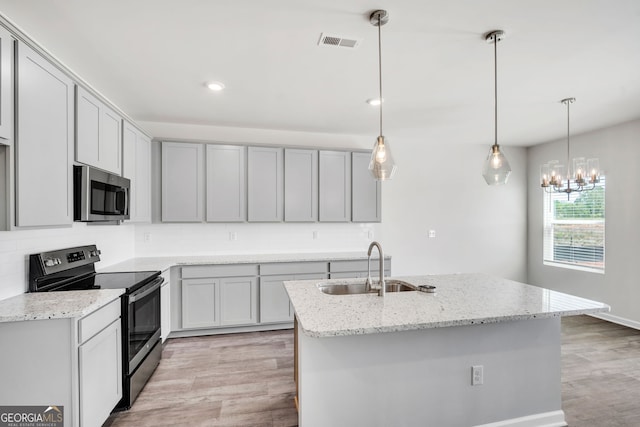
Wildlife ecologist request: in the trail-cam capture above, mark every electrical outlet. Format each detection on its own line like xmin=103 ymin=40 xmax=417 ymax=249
xmin=143 ymin=232 xmax=152 ymax=243
xmin=428 ymin=229 xmax=436 ymax=238
xmin=313 ymin=230 xmax=318 ymax=240
xmin=229 ymin=232 xmax=237 ymax=241
xmin=472 ymin=365 xmax=484 ymax=386
xmin=368 ymin=230 xmax=374 ymax=240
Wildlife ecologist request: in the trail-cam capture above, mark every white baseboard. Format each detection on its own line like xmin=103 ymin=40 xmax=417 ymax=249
xmin=590 ymin=312 xmax=640 ymax=330
xmin=474 ymin=410 xmax=567 ymax=427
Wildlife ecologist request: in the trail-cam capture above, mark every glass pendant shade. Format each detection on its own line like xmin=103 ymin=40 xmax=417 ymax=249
xmin=482 ymin=144 xmax=511 ymax=185
xmin=587 ymin=158 xmax=600 ymax=183
xmin=369 ymin=136 xmax=397 ymax=180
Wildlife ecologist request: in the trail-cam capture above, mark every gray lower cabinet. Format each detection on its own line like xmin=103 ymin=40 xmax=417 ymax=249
xmin=329 ymin=259 xmax=391 ymax=279
xmin=352 ymin=151 xmax=382 ymax=222
xmin=0 ymin=298 xmax=122 ymax=427
xmin=15 ymin=41 xmax=74 ymax=227
xmin=162 ymin=142 xmax=205 ymax=222
xmin=319 ymin=150 xmax=351 ymax=222
xmin=260 ymin=274 xmax=296 ymax=323
xmin=206 ymin=144 xmax=246 ymax=222
xmin=247 ymin=146 xmax=283 ymax=222
xmin=284 ymin=148 xmax=318 ymax=222
xmin=178 ymin=264 xmax=259 ymax=330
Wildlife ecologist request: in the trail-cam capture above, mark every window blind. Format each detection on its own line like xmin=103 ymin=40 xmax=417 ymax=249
xmin=543 ymin=177 xmax=605 ymax=272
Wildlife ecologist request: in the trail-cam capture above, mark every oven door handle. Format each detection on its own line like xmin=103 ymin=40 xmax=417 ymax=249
xmin=129 ymin=276 xmax=163 ymax=302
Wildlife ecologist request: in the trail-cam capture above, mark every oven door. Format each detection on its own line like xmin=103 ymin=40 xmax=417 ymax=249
xmin=127 ymin=276 xmax=163 ymax=373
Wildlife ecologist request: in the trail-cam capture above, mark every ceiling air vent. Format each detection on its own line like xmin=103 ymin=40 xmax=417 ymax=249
xmin=318 ymin=33 xmax=360 ymax=49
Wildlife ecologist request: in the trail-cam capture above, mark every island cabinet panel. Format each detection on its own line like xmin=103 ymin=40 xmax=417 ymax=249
xmin=161 ymin=142 xmax=205 ymax=222
xmin=15 ymin=41 xmax=74 ymax=227
xmin=181 ymin=278 xmax=219 ymax=329
xmin=351 ymin=151 xmax=381 ymax=222
xmin=206 ymin=144 xmax=246 ymax=222
xmin=284 ymin=148 xmax=318 ymax=222
xmin=319 ymin=150 xmax=351 ymax=222
xmin=0 ymin=26 xmax=14 ymax=141
xmin=123 ymin=121 xmax=152 ymax=222
xmin=247 ymin=146 xmax=283 ymax=222
xmin=76 ymin=85 xmax=122 ymax=175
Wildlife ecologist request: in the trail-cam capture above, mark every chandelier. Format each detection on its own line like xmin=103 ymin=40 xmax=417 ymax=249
xmin=540 ymin=98 xmax=600 ymax=197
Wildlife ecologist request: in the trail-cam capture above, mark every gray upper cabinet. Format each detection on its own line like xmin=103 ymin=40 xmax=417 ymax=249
xmin=76 ymin=86 xmax=122 ymax=175
xmin=319 ymin=150 xmax=351 ymax=222
xmin=352 ymin=151 xmax=381 ymax=222
xmin=162 ymin=142 xmax=204 ymax=222
xmin=247 ymin=146 xmax=283 ymax=222
xmin=0 ymin=26 xmax=13 ymax=142
xmin=15 ymin=41 xmax=74 ymax=227
xmin=123 ymin=121 xmax=151 ymax=222
xmin=206 ymin=144 xmax=246 ymax=222
xmin=284 ymin=148 xmax=318 ymax=222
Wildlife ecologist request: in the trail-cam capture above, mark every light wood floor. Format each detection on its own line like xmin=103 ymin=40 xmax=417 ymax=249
xmin=105 ymin=316 xmax=640 ymax=426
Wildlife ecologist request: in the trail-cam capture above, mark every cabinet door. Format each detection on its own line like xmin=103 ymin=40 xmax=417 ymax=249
xmin=284 ymin=149 xmax=318 ymax=222
xmin=247 ymin=146 xmax=283 ymax=222
xmin=219 ymin=276 xmax=258 ymax=326
xmin=76 ymin=86 xmax=122 ymax=175
xmin=162 ymin=142 xmax=204 ymax=222
xmin=352 ymin=151 xmax=381 ymax=222
xmin=99 ymin=104 xmax=122 ymax=175
xmin=0 ymin=26 xmax=14 ymax=141
xmin=319 ymin=150 xmax=351 ymax=222
xmin=123 ymin=121 xmax=151 ymax=222
xmin=181 ymin=278 xmax=219 ymax=328
xmin=79 ymin=319 xmax=122 ymax=427
xmin=260 ymin=275 xmax=295 ymax=323
xmin=15 ymin=42 xmax=73 ymax=227
xmin=206 ymin=144 xmax=246 ymax=222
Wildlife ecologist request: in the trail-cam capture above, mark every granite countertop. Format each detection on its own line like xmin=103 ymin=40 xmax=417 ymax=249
xmin=98 ymin=252 xmax=390 ymax=273
xmin=0 ymin=289 xmax=124 ymax=323
xmin=284 ymin=273 xmax=610 ymax=338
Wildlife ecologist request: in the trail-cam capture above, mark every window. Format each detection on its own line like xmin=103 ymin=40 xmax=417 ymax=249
xmin=543 ymin=177 xmax=605 ymax=273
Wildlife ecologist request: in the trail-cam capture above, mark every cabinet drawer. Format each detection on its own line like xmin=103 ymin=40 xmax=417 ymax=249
xmin=182 ymin=264 xmax=258 ymax=278
xmin=260 ymin=262 xmax=328 ymax=276
xmin=79 ymin=298 xmax=121 ymax=344
xmin=329 ymin=259 xmax=391 ymax=273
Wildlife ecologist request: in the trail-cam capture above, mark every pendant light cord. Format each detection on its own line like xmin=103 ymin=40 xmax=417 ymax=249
xmin=493 ymin=33 xmax=498 ymax=146
xmin=378 ymin=14 xmax=383 ymax=137
xmin=566 ymin=100 xmax=571 ymax=171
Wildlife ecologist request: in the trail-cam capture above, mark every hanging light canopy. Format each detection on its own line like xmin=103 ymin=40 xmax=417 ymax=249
xmin=482 ymin=30 xmax=512 ymax=186
xmin=540 ymin=98 xmax=600 ymax=197
xmin=368 ymin=9 xmax=397 ymax=181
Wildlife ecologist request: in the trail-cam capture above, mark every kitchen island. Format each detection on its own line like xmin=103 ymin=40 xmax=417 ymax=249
xmin=284 ymin=274 xmax=609 ymax=427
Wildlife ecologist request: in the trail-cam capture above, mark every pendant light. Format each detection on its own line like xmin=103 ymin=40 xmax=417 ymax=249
xmin=482 ymin=30 xmax=512 ymax=186
xmin=368 ymin=9 xmax=396 ymax=181
xmin=540 ymin=98 xmax=600 ymax=197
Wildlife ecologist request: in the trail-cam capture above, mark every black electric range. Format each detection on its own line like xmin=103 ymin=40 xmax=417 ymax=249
xmin=28 ymin=245 xmax=163 ymax=411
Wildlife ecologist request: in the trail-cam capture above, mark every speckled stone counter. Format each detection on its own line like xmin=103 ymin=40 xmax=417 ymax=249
xmin=0 ymin=289 xmax=124 ymax=322
xmin=98 ymin=252 xmax=390 ymax=273
xmin=285 ymin=273 xmax=610 ymax=338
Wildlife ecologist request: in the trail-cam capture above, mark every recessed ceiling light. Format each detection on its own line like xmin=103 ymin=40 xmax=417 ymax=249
xmin=366 ymin=98 xmax=383 ymax=106
xmin=206 ymin=81 xmax=225 ymax=91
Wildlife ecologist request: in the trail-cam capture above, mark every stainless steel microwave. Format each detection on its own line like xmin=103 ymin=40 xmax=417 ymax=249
xmin=73 ymin=165 xmax=130 ymax=222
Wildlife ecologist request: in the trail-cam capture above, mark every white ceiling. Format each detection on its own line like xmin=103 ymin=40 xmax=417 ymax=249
xmin=1 ymin=0 xmax=639 ymax=147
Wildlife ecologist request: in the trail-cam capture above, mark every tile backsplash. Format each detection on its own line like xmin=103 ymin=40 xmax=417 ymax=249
xmin=0 ymin=223 xmax=135 ymax=300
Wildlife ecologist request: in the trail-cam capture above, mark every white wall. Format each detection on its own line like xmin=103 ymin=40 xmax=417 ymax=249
xmin=0 ymin=223 xmax=135 ymax=300
xmin=527 ymin=119 xmax=640 ymax=326
xmin=138 ymin=121 xmax=528 ymax=281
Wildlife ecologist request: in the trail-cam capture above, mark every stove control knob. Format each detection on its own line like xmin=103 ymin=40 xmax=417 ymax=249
xmin=54 ymin=258 xmax=62 ymax=265
xmin=44 ymin=259 xmax=55 ymax=267
xmin=89 ymin=249 xmax=101 ymax=257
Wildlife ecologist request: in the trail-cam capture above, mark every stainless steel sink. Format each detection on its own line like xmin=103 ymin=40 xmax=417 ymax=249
xmin=317 ymin=279 xmax=415 ymax=295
